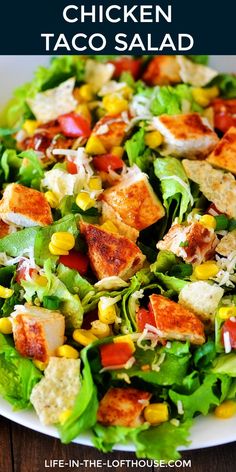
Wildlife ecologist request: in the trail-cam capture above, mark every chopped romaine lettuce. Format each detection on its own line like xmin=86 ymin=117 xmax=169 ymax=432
xmin=0 ymin=333 xmax=42 ymax=409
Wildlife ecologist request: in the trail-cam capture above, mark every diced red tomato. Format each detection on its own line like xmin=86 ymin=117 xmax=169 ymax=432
xmin=16 ymin=261 xmax=38 ymax=284
xmin=222 ymin=319 xmax=236 ymax=349
xmin=59 ymin=250 xmax=89 ymax=275
xmin=213 ymin=99 xmax=236 ymax=133
xmin=66 ymin=158 xmax=78 ymax=174
xmin=136 ymin=307 xmax=156 ymax=332
xmin=110 ymin=57 xmax=142 ymax=80
xmin=100 ymin=342 xmax=133 ymax=367
xmin=93 ymin=154 xmax=124 ymax=172
xmin=58 ymin=112 xmax=91 ymax=138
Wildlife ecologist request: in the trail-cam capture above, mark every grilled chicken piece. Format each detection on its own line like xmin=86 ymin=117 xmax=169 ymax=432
xmin=0 ymin=183 xmax=53 ymax=227
xmin=11 ymin=304 xmax=65 ymax=362
xmin=80 ymin=221 xmax=145 ymax=281
xmin=0 ymin=219 xmax=12 ymax=238
xmin=97 ymin=387 xmax=151 ymax=427
xmin=101 ymin=166 xmax=165 ymax=231
xmin=208 ymin=126 xmax=236 ymax=175
xmin=153 ymin=113 xmax=218 ymax=159
xmin=149 ymin=294 xmax=205 ymax=345
xmin=100 ymin=201 xmax=139 ymax=242
xmin=142 ymin=56 xmax=181 ymax=86
xmin=157 ymin=222 xmax=218 ymax=264
xmin=91 ymin=113 xmax=128 ymax=151
xmin=30 ymin=357 xmax=81 ymax=425
xmin=183 ymin=160 xmax=236 ymax=219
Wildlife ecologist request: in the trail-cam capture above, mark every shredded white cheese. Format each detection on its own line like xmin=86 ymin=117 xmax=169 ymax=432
xmin=223 ymin=331 xmax=232 ymax=354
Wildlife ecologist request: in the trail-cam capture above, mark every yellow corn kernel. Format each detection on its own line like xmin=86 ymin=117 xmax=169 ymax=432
xmin=58 ymin=409 xmax=72 ymax=425
xmin=48 ymin=242 xmax=69 ymax=256
xmin=76 ymin=192 xmax=95 ymax=211
xmin=100 ymin=220 xmax=119 ymax=234
xmin=114 ymin=335 xmax=135 ymax=353
xmin=73 ymin=329 xmax=98 ymax=346
xmin=144 ymin=403 xmax=169 ymax=425
xmin=33 ymin=360 xmax=48 ymax=371
xmin=85 ymin=135 xmax=106 ymax=155
xmin=45 ymin=191 xmax=59 ymax=209
xmin=79 ymin=84 xmax=94 ymax=102
xmin=214 ymin=401 xmax=236 ymax=419
xmin=75 ymin=103 xmax=91 ymax=123
xmin=34 ymin=275 xmax=48 ymax=287
xmin=22 ymin=119 xmax=40 ymax=136
xmin=103 ymin=95 xmax=128 ymax=115
xmin=0 ymin=286 xmax=14 ymax=299
xmin=205 ymin=86 xmax=220 ymax=99
xmin=111 ymin=146 xmax=124 ymax=158
xmin=199 ymin=214 xmax=216 ymax=230
xmin=218 ymin=306 xmax=236 ymax=320
xmin=56 ymin=344 xmax=79 ymax=359
xmin=98 ymin=299 xmax=117 ymax=325
xmin=0 ymin=317 xmax=12 ymax=335
xmin=192 ymin=86 xmax=219 ymax=108
xmin=193 ymin=261 xmax=219 ymax=280
xmin=145 ymin=131 xmax=163 ymax=149
xmin=90 ymin=320 xmax=111 ymax=339
xmin=88 ymin=176 xmax=102 ymax=191
xmin=51 ymin=232 xmax=75 ymax=251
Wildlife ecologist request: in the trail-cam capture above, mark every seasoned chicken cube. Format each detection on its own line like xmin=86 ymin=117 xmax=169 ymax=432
xmin=92 ymin=113 xmax=128 ymax=151
xmin=142 ymin=56 xmax=181 ymax=86
xmin=178 ymin=281 xmax=224 ymax=322
xmin=216 ymin=230 xmax=236 ymax=257
xmin=0 ymin=219 xmax=12 ymax=238
xmin=0 ymin=183 xmax=53 ymax=227
xmin=80 ymin=221 xmax=145 ymax=281
xmin=183 ymin=160 xmax=236 ymax=219
xmin=149 ymin=294 xmax=205 ymax=345
xmin=101 ymin=201 xmax=139 ymax=242
xmin=11 ymin=304 xmax=65 ymax=362
xmin=153 ymin=113 xmax=219 ymax=159
xmin=30 ymin=357 xmax=81 ymax=425
xmin=101 ymin=166 xmax=165 ymax=231
xmin=208 ymin=127 xmax=236 ymax=175
xmin=97 ymin=387 xmax=151 ymax=427
xmin=157 ymin=222 xmax=218 ymax=264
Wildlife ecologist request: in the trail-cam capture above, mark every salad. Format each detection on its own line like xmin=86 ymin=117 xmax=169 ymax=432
xmin=0 ymin=55 xmax=236 ymax=461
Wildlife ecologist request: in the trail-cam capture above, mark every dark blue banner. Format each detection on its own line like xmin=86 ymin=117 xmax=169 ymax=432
xmin=0 ymin=0 xmax=235 ymax=54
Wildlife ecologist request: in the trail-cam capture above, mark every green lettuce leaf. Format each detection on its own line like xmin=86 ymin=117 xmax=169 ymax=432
xmin=0 ymin=227 xmax=38 ymax=257
xmin=151 ymin=250 xmax=177 ymax=274
xmin=154 ymin=157 xmax=193 ymax=222
xmin=112 ymin=343 xmax=190 ymax=387
xmin=59 ymin=345 xmax=98 ymax=443
xmin=93 ymin=423 xmax=148 ymax=453
xmin=57 ymin=263 xmax=93 ymax=299
xmin=22 ymin=259 xmax=83 ymax=329
xmin=18 ymin=150 xmax=44 ymax=189
xmin=1 ymin=149 xmax=21 ymax=181
xmin=211 ymin=353 xmax=236 ymax=376
xmin=210 ymin=74 xmax=236 ymax=98
xmin=169 ymin=374 xmax=222 ymax=419
xmin=125 ymin=128 xmax=152 ymax=172
xmin=135 ymin=420 xmax=192 ymax=461
xmin=151 ymin=272 xmax=187 ymax=294
xmin=0 ymin=333 xmax=42 ymax=409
